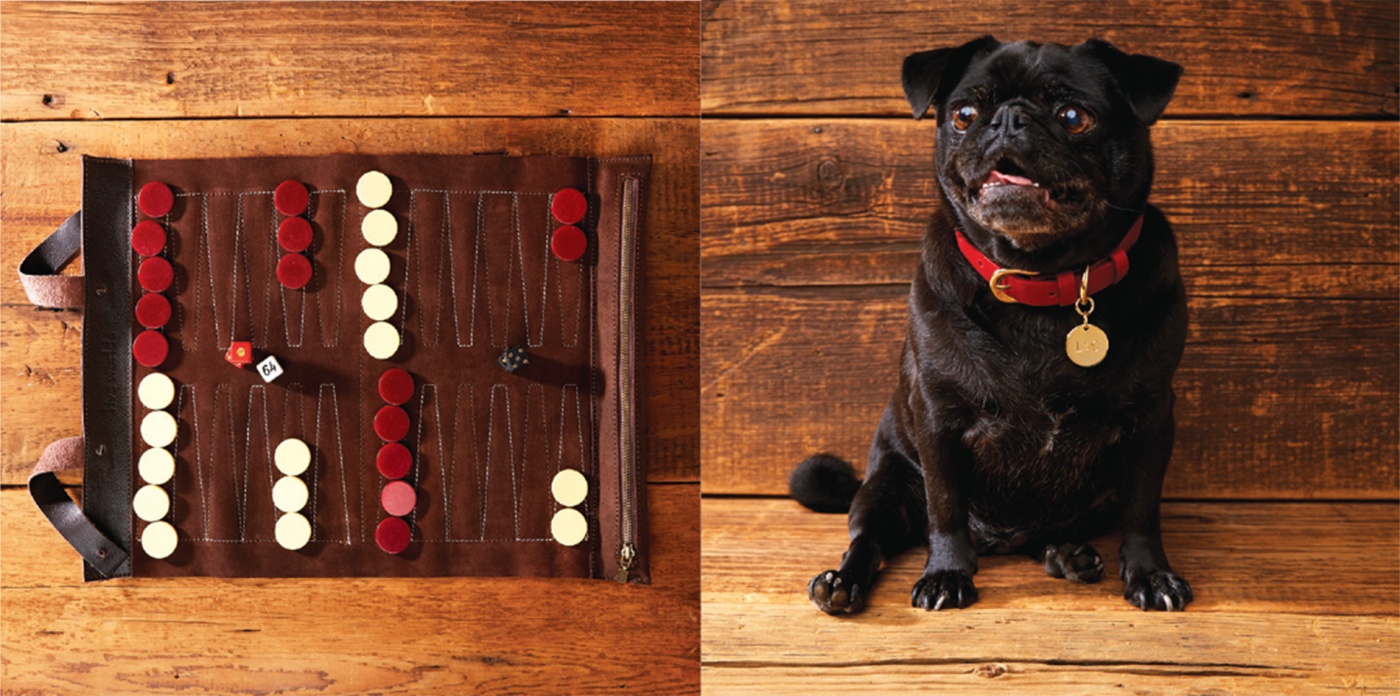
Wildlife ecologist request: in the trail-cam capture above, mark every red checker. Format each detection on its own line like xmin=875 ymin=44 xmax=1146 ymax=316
xmin=550 ymin=225 xmax=587 ymax=262
xmin=132 ymin=330 xmax=169 ymax=368
xmin=130 ymin=220 xmax=167 ymax=257
xmin=381 ymin=480 xmax=417 ymax=517
xmin=277 ymin=253 xmax=313 ymax=289
xmin=376 ymin=442 xmax=413 ymax=480
xmin=138 ymin=182 xmax=174 ymax=218
xmin=374 ymin=405 xmax=410 ymax=442
xmin=376 ymin=516 xmax=412 ymax=555
xmin=274 ymin=180 xmax=310 ymax=217
xmin=278 ymin=216 xmax=313 ymax=253
xmin=378 ymin=368 xmax=414 ymax=405
xmin=135 ymin=293 xmax=172 ymax=329
xmin=138 ymin=257 xmax=175 ymax=293
xmin=551 ymin=188 xmax=587 ymax=225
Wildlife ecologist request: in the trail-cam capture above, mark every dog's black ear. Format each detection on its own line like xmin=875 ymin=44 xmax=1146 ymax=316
xmin=1080 ymin=39 xmax=1183 ymax=125
xmin=902 ymin=36 xmax=997 ymax=121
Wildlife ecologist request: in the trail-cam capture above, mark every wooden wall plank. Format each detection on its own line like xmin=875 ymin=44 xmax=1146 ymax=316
xmin=700 ymin=119 xmax=1400 ymax=288
xmin=1 ymin=484 xmax=699 ymax=694
xmin=701 ymin=497 xmax=1399 ymax=693
xmin=700 ymin=288 xmax=1398 ymax=498
xmin=1 ymin=2 xmax=700 ymax=121
xmin=701 ymin=0 xmax=1399 ymax=117
xmin=0 ymin=118 xmax=698 ymax=484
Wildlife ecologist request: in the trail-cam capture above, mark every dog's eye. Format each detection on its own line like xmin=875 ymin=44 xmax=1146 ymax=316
xmin=951 ymin=104 xmax=979 ymax=131
xmin=1057 ymin=106 xmax=1095 ymax=134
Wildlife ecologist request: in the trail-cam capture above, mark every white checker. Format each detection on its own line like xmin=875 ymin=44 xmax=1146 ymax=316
xmin=361 ymin=284 xmax=398 ymax=321
xmin=551 ymin=469 xmax=588 ymax=508
xmin=363 ymin=321 xmax=400 ymax=360
xmin=356 ymin=170 xmax=393 ymax=208
xmin=276 ymin=512 xmax=312 ymax=550
xmin=133 ymin=484 xmax=170 ymax=522
xmin=272 ymin=475 xmax=309 ymax=513
xmin=361 ymin=208 xmax=398 ymax=246
xmin=355 ymin=248 xmax=391 ymax=285
xmin=274 ymin=438 xmax=311 ymax=476
xmin=551 ymin=508 xmax=588 ymax=547
xmin=138 ymin=373 xmax=175 ymax=410
xmin=141 ymin=520 xmax=178 ymax=559
xmin=140 ymin=410 xmax=178 ymax=448
xmin=138 ymin=447 xmax=176 ymax=485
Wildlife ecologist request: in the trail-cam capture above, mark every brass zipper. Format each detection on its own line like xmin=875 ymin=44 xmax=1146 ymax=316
xmin=615 ymin=175 xmax=639 ymax=583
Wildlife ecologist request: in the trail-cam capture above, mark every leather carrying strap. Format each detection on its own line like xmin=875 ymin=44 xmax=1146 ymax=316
xmin=18 ymin=211 xmax=85 ymax=310
xmin=28 ymin=437 xmax=129 ymax=577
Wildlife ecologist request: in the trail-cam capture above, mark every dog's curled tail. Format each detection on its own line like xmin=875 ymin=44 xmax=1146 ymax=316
xmin=789 ymin=454 xmax=862 ymax=513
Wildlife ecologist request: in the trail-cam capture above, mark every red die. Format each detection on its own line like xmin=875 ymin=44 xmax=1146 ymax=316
xmin=225 ymin=341 xmax=254 ymax=368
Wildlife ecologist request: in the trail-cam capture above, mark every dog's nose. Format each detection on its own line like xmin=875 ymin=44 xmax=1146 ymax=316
xmin=990 ymin=104 xmax=1031 ymax=135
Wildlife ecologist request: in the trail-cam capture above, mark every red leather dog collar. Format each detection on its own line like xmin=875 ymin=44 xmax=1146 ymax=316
xmin=955 ymin=215 xmax=1143 ymax=306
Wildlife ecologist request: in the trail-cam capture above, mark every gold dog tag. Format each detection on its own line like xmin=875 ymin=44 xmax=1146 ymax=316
xmin=1066 ymin=323 xmax=1108 ymax=367
xmin=1066 ymin=266 xmax=1107 ymax=367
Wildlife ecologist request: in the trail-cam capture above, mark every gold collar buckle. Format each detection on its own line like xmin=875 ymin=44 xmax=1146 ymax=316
xmin=988 ymin=267 xmax=1036 ymax=303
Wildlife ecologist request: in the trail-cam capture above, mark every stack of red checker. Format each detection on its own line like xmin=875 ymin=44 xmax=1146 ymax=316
xmin=131 ymin=182 xmax=176 ymax=367
xmin=374 ymin=368 xmax=416 ymax=554
xmin=273 ymin=179 xmax=314 ymax=289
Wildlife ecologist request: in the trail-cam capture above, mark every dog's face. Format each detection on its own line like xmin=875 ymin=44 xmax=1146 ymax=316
xmin=903 ymin=38 xmax=1181 ymax=253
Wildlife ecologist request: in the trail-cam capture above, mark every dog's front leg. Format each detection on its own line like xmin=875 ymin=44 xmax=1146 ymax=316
xmin=1117 ymin=391 xmax=1193 ymax=611
xmin=910 ymin=423 xmax=979 ymax=611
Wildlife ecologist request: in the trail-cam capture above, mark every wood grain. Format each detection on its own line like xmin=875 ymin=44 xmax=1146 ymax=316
xmin=701 ymin=0 xmax=1400 ymax=117
xmin=1 ymin=483 xmax=699 ymax=694
xmin=0 ymin=118 xmax=699 ymax=485
xmin=700 ymin=119 xmax=1400 ymax=288
xmin=701 ymin=287 xmax=1398 ymax=498
xmin=1 ymin=2 xmax=700 ymax=121
xmin=700 ymin=497 xmax=1400 ymax=694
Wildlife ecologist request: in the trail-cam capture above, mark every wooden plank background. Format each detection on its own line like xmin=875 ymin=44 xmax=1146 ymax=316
xmin=700 ymin=0 xmax=1400 ymax=498
xmin=701 ymin=0 xmax=1399 ymax=117
xmin=0 ymin=3 xmax=700 ymax=694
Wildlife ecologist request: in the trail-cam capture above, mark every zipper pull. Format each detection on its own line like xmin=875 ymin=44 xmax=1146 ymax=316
xmin=615 ymin=543 xmax=636 ymax=583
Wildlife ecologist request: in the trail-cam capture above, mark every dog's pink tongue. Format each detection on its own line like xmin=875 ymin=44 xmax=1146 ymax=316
xmin=989 ymin=170 xmax=1035 ymax=186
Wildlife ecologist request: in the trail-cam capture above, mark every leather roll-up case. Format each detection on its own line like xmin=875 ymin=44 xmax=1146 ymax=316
xmin=20 ymin=154 xmax=652 ymax=584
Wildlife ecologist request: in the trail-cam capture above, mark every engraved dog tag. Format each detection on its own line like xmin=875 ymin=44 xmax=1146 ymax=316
xmin=1066 ymin=323 xmax=1109 ymax=367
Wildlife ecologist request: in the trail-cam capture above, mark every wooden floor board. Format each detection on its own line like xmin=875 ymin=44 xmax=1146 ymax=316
xmin=1 ymin=484 xmax=699 ymax=694
xmin=1 ymin=1 xmax=701 ymax=121
xmin=701 ymin=497 xmax=1400 ymax=694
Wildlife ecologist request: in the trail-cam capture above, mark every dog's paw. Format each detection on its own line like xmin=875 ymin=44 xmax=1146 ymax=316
xmin=1123 ymin=569 xmax=1193 ymax=611
xmin=808 ymin=569 xmax=866 ymax=615
xmin=910 ymin=570 xmax=978 ymax=611
xmin=1043 ymin=543 xmax=1104 ymax=584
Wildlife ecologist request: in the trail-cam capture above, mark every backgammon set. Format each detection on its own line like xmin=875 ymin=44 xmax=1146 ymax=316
xmin=20 ymin=153 xmax=651 ymax=584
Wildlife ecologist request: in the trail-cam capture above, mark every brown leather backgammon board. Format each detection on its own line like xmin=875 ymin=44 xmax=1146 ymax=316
xmin=22 ymin=154 xmax=651 ymax=583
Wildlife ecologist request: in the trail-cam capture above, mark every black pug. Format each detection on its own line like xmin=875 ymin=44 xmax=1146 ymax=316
xmin=790 ymin=37 xmax=1191 ymax=613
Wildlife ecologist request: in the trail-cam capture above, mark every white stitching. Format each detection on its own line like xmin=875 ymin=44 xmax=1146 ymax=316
xmin=512 ymin=193 xmax=531 ymax=348
xmin=468 ymin=194 xmax=481 ymax=348
xmin=534 ymin=200 xmax=549 ymax=348
xmin=202 ymin=196 xmax=220 ymax=347
xmin=481 ymin=193 xmax=496 ymax=347
xmin=481 ymin=384 xmax=497 ymax=540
